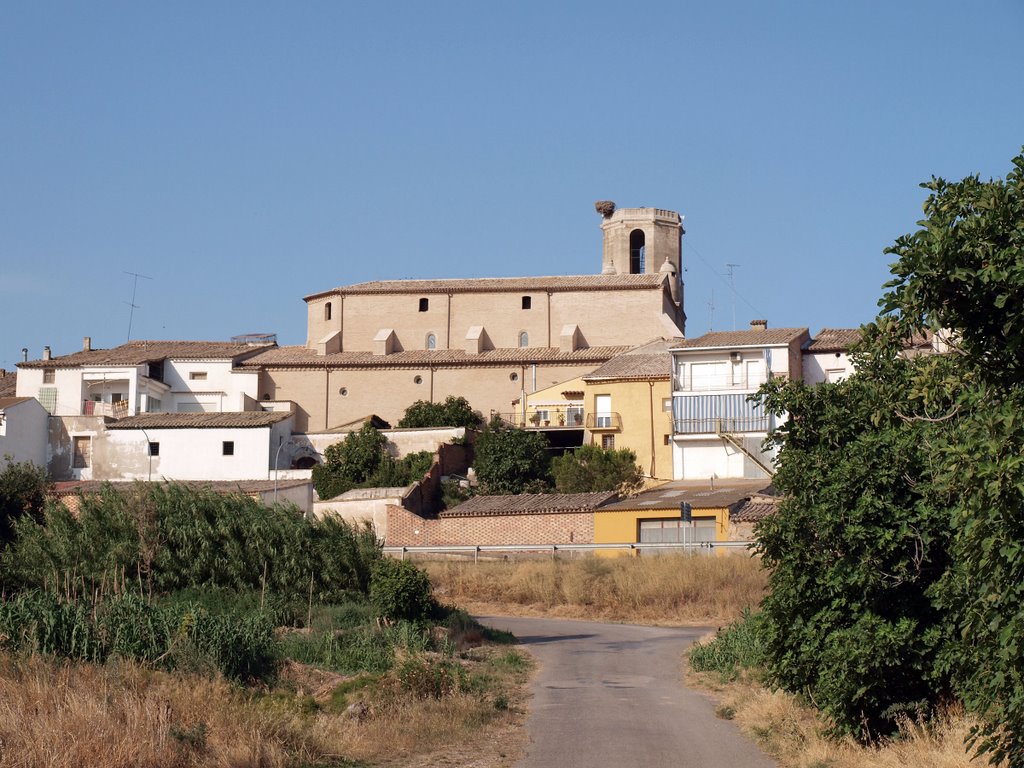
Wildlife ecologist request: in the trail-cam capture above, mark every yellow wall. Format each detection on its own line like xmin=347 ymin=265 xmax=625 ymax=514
xmin=583 ymin=377 xmax=674 ymax=481
xmin=593 ymin=507 xmax=730 ymax=544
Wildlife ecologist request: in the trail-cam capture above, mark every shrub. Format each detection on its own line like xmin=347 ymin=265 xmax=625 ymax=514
xmin=551 ymin=444 xmax=643 ymax=495
xmin=398 ymin=396 xmax=482 ymax=429
xmin=369 ymin=559 xmax=435 ymax=622
xmin=689 ymin=610 xmax=766 ymax=680
xmin=472 ymin=417 xmax=551 ymax=495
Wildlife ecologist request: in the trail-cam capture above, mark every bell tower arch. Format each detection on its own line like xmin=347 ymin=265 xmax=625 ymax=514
xmin=596 ymin=202 xmax=684 ymax=305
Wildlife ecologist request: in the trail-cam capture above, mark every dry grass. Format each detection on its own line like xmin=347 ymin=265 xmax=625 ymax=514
xmin=0 ymin=647 xmax=530 ymax=768
xmin=689 ymin=671 xmax=989 ymax=768
xmin=424 ymin=553 xmax=768 ymax=625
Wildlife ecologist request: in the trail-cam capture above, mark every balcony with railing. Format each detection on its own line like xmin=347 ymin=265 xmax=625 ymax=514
xmin=672 ymin=416 xmax=770 ymax=435
xmin=83 ymin=399 xmax=130 ymax=419
xmin=495 ymin=407 xmax=586 ymax=429
xmin=672 ymin=374 xmax=767 ymax=393
xmin=585 ymin=412 xmax=622 ymax=431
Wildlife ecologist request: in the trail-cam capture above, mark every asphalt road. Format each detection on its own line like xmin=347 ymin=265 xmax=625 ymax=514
xmin=479 ymin=616 xmax=777 ymax=768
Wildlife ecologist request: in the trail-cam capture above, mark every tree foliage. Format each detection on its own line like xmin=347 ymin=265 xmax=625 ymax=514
xmin=472 ymin=417 xmax=551 ymax=495
xmin=312 ymin=422 xmax=435 ymax=499
xmin=0 ymin=458 xmax=50 ymax=549
xmin=756 ymin=149 xmax=1024 ymax=760
xmin=551 ymin=444 xmax=643 ymax=496
xmin=398 ymin=396 xmax=483 ymax=429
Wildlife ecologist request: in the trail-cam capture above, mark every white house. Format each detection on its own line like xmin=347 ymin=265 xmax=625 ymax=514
xmin=803 ymin=328 xmax=860 ymax=384
xmin=16 ymin=338 xmax=273 ymax=418
xmin=0 ymin=397 xmax=49 ymax=468
xmin=669 ymin=321 xmax=809 ymax=481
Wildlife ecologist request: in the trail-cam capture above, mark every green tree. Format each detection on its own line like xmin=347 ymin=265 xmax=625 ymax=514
xmin=0 ymin=458 xmax=50 ymax=549
xmin=312 ymin=422 xmax=389 ymax=499
xmin=472 ymin=417 xmax=551 ymax=495
xmin=876 ymin=150 xmax=1024 ymax=764
xmin=398 ymin=396 xmax=483 ymax=429
xmin=551 ymin=444 xmax=643 ymax=495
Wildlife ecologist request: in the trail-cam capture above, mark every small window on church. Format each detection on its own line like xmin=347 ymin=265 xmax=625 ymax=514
xmin=629 ymin=229 xmax=646 ymax=274
xmin=324 ymin=302 xmax=332 ymax=321
xmin=418 ymin=298 xmax=429 ymax=312
xmin=519 ymin=331 xmax=528 ymax=348
xmin=426 ymin=333 xmax=436 ymax=350
xmin=522 ymin=296 xmax=531 ymax=309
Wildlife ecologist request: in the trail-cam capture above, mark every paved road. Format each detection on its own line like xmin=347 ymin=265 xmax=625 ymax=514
xmin=479 ymin=616 xmax=776 ymax=768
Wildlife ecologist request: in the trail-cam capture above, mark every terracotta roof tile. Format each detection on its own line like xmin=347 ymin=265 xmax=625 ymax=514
xmin=439 ymin=491 xmax=618 ymax=518
xmin=239 ymin=345 xmax=632 ymax=369
xmin=672 ymin=328 xmax=809 ymax=349
xmin=307 ymin=274 xmax=667 ymax=300
xmin=583 ymin=339 xmax=676 ymax=381
xmin=19 ymin=340 xmax=274 ymax=369
xmin=107 ymin=411 xmax=291 ymax=429
xmin=0 ymin=397 xmax=33 ymax=410
xmin=0 ymin=370 xmax=15 ymax=397
xmin=806 ymin=328 xmax=862 ymax=352
xmin=731 ymin=498 xmax=780 ymax=523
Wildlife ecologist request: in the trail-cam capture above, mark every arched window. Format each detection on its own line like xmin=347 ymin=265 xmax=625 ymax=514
xmin=426 ymin=333 xmax=437 ymax=350
xmin=519 ymin=331 xmax=529 ymax=348
xmin=324 ymin=302 xmax=332 ymax=321
xmin=629 ymin=229 xmax=646 ymax=273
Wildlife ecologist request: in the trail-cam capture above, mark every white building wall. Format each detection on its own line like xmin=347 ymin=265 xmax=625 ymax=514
xmin=103 ymin=427 xmax=275 ymax=481
xmin=163 ymin=360 xmax=260 ymax=412
xmin=802 ymin=351 xmax=855 ymax=385
xmin=0 ymin=400 xmax=49 ymax=467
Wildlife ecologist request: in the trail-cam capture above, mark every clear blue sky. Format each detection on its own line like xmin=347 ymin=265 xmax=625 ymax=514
xmin=2 ymin=1 xmax=1022 ymax=368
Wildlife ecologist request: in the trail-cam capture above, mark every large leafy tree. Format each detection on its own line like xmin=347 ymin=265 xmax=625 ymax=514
xmin=757 ymin=149 xmax=1024 ymax=760
xmin=551 ymin=444 xmax=643 ymax=496
xmin=472 ymin=417 xmax=551 ymax=495
xmin=0 ymin=458 xmax=50 ymax=549
xmin=398 ymin=396 xmax=483 ymax=429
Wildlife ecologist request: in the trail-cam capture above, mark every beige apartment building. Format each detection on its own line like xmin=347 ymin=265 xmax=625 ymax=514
xmin=245 ymin=204 xmax=688 ymax=430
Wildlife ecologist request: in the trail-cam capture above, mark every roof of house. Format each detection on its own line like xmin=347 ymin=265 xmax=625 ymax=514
xmin=0 ymin=370 xmax=15 ymax=398
xmin=439 ymin=491 xmax=618 ymax=518
xmin=19 ymin=340 xmax=275 ymax=369
xmin=106 ymin=411 xmax=292 ymax=430
xmin=0 ymin=396 xmax=33 ymax=410
xmin=50 ymin=479 xmax=311 ymax=496
xmin=600 ymin=480 xmax=774 ymax=512
xmin=306 ymin=273 xmax=668 ymax=300
xmin=672 ymin=328 xmax=809 ymax=350
xmin=806 ymin=328 xmax=862 ymax=353
xmin=582 ymin=338 xmax=676 ymax=381
xmin=238 ymin=345 xmax=632 ymax=369
xmin=730 ymin=497 xmax=780 ymax=523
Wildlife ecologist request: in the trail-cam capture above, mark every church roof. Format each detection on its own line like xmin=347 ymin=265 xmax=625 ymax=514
xmin=305 ymin=273 xmax=667 ymax=301
xmin=239 ymin=345 xmax=632 ymax=369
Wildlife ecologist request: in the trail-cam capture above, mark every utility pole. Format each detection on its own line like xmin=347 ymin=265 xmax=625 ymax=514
xmin=725 ymin=263 xmax=740 ymax=330
xmin=124 ymin=271 xmax=152 ymax=342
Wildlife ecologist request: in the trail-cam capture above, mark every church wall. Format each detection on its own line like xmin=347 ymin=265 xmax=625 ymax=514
xmin=259 ymin=361 xmax=605 ymax=433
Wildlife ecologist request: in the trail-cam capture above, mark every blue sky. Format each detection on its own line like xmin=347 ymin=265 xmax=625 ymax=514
xmin=2 ymin=1 xmax=1023 ymax=368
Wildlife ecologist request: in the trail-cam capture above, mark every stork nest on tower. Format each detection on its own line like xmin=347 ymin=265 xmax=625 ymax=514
xmin=594 ymin=200 xmax=616 ymax=218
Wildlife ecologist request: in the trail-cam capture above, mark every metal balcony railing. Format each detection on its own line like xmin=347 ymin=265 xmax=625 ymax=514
xmin=83 ymin=400 xmax=130 ymax=418
xmin=493 ymin=407 xmax=586 ymax=429
xmin=585 ymin=412 xmax=622 ymax=431
xmin=673 ymin=416 xmax=770 ymax=435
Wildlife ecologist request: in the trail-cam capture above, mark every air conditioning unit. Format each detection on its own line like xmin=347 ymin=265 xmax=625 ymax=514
xmin=730 ymin=351 xmax=742 ymax=362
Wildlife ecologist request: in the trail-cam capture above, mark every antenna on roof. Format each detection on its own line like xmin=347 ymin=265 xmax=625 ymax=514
xmin=123 ymin=271 xmax=153 ymax=342
xmin=725 ymin=263 xmax=740 ymax=331
xmin=707 ymin=288 xmax=715 ymax=333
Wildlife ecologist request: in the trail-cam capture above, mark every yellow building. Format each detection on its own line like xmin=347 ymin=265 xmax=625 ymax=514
xmin=592 ymin=479 xmax=772 ymax=554
xmin=581 ymin=339 xmax=677 ymax=482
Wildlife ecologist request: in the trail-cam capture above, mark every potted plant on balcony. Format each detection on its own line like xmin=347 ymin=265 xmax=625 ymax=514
xmin=558 ymin=413 xmax=565 ymax=426
xmin=529 ymin=412 xmax=541 ymax=427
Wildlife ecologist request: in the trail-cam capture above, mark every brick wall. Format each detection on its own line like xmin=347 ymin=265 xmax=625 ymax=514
xmin=386 ymin=505 xmax=594 ymax=547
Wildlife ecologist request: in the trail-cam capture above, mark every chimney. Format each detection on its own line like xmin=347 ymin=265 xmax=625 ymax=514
xmin=83 ymin=336 xmax=92 ymax=352
xmin=21 ymin=348 xmax=28 ymax=362
xmin=750 ymin=320 xmax=768 ymax=331
xmin=43 ymin=346 xmax=52 ymax=361
xmin=0 ymin=368 xmax=5 ymax=377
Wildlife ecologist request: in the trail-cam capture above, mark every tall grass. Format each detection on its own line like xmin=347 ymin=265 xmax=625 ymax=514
xmin=3 ymin=483 xmax=381 ymax=603
xmin=689 ymin=609 xmax=766 ymax=679
xmin=425 ymin=553 xmax=768 ymax=624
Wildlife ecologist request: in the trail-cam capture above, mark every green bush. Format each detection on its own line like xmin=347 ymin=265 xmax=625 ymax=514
xmin=279 ymin=627 xmax=394 ymax=675
xmin=397 ymin=655 xmax=466 ymax=698
xmin=551 ymin=444 xmax=643 ymax=495
xmin=398 ymin=396 xmax=482 ymax=429
xmin=472 ymin=417 xmax=551 ymax=495
xmin=689 ymin=610 xmax=765 ymax=680
xmin=369 ymin=559 xmax=435 ymax=622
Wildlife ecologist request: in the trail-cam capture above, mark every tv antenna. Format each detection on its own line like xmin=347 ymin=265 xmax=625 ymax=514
xmin=124 ymin=271 xmax=152 ymax=341
xmin=707 ymin=288 xmax=715 ymax=332
xmin=725 ymin=263 xmax=740 ymax=330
